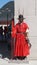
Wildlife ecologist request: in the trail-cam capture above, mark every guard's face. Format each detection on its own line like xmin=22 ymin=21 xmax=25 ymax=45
xmin=19 ymin=17 xmax=23 ymax=23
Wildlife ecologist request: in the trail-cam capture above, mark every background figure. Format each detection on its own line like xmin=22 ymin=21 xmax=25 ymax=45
xmin=4 ymin=26 xmax=8 ymax=41
xmin=0 ymin=26 xmax=3 ymax=42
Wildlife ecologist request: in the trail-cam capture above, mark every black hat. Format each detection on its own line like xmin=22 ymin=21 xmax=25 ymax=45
xmin=18 ymin=14 xmax=25 ymax=19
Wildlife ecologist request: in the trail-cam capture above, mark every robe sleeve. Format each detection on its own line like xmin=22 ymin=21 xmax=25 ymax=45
xmin=25 ymin=23 xmax=29 ymax=33
xmin=11 ymin=24 xmax=17 ymax=38
xmin=25 ymin=23 xmax=29 ymax=39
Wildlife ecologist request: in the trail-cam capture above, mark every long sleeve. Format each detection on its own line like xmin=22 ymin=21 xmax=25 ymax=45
xmin=11 ymin=26 xmax=17 ymax=38
xmin=11 ymin=21 xmax=17 ymax=38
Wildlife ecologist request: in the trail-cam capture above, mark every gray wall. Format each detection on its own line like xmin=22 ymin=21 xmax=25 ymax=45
xmin=15 ymin=0 xmax=37 ymax=59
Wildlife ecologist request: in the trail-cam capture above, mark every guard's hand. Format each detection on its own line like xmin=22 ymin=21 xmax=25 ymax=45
xmin=28 ymin=43 xmax=32 ymax=48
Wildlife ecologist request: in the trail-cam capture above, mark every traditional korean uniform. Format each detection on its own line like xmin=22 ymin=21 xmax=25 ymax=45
xmin=11 ymin=21 xmax=30 ymax=57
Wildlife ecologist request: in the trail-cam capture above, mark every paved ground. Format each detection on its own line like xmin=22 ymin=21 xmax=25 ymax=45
xmin=0 ymin=58 xmax=37 ymax=65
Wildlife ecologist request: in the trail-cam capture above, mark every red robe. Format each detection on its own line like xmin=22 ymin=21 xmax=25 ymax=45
xmin=12 ymin=22 xmax=30 ymax=57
